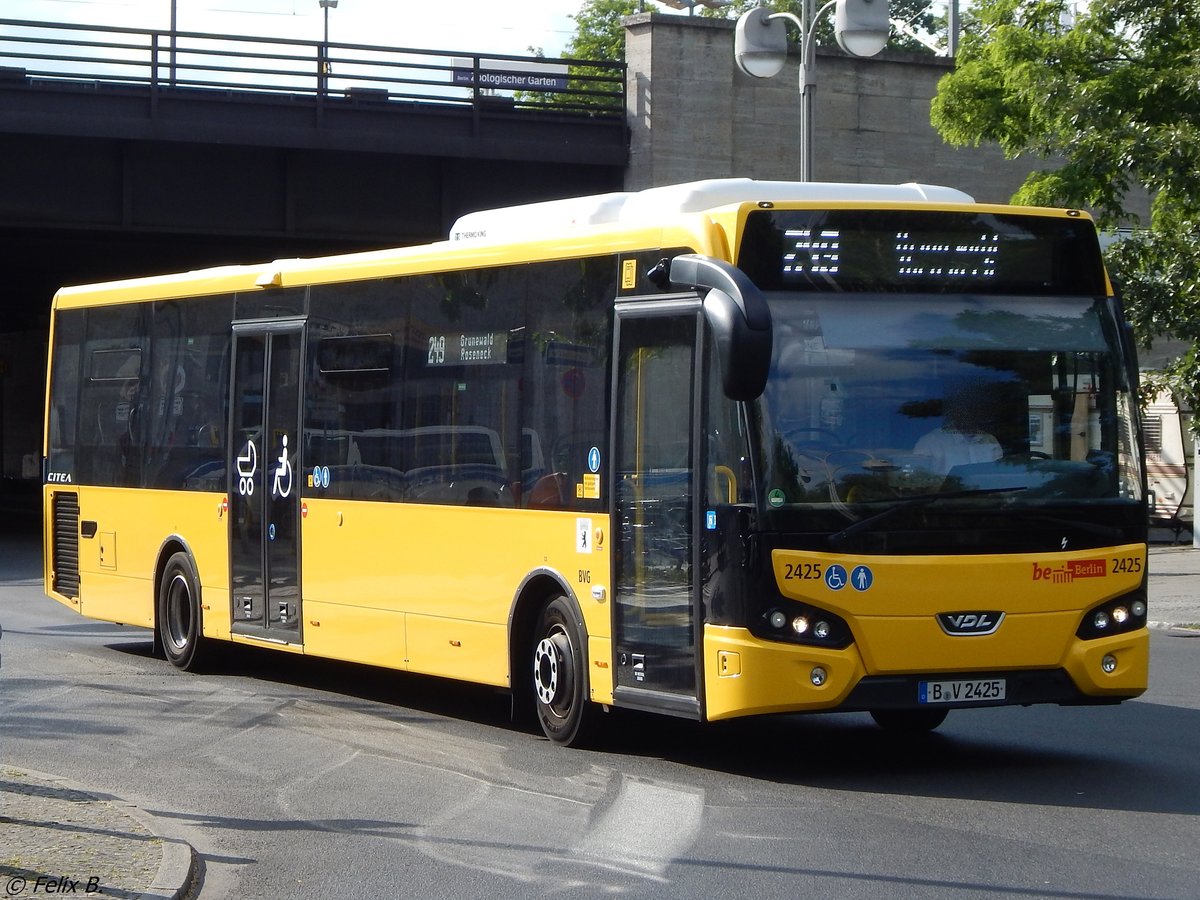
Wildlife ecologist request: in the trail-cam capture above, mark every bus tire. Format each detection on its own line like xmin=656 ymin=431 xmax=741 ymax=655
xmin=532 ymin=596 xmax=595 ymax=746
xmin=869 ymin=708 xmax=948 ymax=734
xmin=157 ymin=550 xmax=209 ymax=671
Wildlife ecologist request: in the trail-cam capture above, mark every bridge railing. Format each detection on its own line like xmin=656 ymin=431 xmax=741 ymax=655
xmin=0 ymin=18 xmax=625 ymax=116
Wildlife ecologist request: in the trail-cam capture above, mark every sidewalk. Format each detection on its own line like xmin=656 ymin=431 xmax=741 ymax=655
xmin=0 ymin=767 xmax=195 ymax=899
xmin=1148 ymin=544 xmax=1200 ymax=629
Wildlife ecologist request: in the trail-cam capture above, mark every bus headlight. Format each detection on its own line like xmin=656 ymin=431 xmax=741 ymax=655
xmin=758 ymin=602 xmax=852 ymax=649
xmin=1077 ymin=592 xmax=1147 ymax=640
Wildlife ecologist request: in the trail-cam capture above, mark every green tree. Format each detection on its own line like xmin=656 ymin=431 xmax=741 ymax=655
xmin=565 ymin=0 xmax=643 ymax=61
xmin=517 ymin=0 xmax=636 ymax=110
xmin=931 ymin=0 xmax=1200 ymax=419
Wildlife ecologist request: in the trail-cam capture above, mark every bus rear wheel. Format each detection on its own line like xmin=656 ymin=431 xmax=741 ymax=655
xmin=532 ymin=596 xmax=594 ymax=746
xmin=157 ymin=551 xmax=210 ymax=671
xmin=869 ymin=708 xmax=948 ymax=734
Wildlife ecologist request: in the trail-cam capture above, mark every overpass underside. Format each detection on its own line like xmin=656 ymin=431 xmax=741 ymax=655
xmin=1 ymin=75 xmax=628 ymax=256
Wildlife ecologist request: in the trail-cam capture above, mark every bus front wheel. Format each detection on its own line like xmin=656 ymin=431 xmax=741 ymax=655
xmin=532 ymin=596 xmax=594 ymax=746
xmin=157 ymin=551 xmax=210 ymax=671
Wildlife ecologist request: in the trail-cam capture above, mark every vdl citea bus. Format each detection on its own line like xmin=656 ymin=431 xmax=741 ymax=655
xmin=43 ymin=179 xmax=1149 ymax=745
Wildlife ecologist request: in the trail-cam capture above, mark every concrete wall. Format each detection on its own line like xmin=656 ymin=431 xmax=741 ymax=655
xmin=622 ymin=13 xmax=1036 ymax=203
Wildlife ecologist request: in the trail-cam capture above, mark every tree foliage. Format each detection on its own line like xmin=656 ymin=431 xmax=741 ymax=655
xmin=564 ymin=0 xmax=643 ymax=61
xmin=519 ymin=0 xmax=636 ymax=111
xmin=932 ymin=0 xmax=1200 ymax=417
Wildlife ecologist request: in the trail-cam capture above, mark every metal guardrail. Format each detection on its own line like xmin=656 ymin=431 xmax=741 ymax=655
xmin=0 ymin=18 xmax=625 ymax=116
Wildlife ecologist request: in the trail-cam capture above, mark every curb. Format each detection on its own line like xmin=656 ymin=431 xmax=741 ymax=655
xmin=2 ymin=767 xmax=198 ymax=900
xmin=1149 ymin=621 xmax=1200 ymax=634
xmin=120 ymin=800 xmax=198 ymax=900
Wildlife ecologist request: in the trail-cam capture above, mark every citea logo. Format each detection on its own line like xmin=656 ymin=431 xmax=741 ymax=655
xmin=47 ymin=472 xmax=73 ymax=483
xmin=937 ymin=611 xmax=1004 ymax=636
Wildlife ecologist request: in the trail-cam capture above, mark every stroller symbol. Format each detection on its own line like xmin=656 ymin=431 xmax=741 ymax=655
xmin=236 ymin=440 xmax=258 ymax=496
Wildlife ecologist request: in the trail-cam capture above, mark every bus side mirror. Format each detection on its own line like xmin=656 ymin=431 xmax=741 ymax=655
xmin=669 ymin=254 xmax=772 ymax=401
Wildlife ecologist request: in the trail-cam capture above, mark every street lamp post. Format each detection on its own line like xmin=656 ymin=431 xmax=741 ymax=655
xmin=318 ymin=0 xmax=338 ymax=94
xmin=734 ymin=0 xmax=890 ymax=182
xmin=169 ymin=0 xmax=177 ymax=86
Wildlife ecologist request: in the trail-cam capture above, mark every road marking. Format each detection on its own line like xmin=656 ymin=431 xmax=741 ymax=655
xmin=570 ymin=775 xmax=705 ymax=878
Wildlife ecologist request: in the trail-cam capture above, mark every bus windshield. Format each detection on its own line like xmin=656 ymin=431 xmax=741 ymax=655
xmin=751 ymin=292 xmax=1143 ymax=533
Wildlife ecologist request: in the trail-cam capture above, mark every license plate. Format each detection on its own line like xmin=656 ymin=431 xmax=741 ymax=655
xmin=918 ymin=678 xmax=1006 ymax=704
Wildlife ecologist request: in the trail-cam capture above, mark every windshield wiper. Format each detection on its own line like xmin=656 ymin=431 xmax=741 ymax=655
xmin=828 ymin=487 xmax=1027 ymax=548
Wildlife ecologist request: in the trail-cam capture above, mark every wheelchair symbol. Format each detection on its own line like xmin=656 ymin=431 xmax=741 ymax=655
xmin=825 ymin=564 xmax=848 ymax=591
xmin=236 ymin=439 xmax=257 ymax=496
xmin=272 ymin=434 xmax=293 ymax=498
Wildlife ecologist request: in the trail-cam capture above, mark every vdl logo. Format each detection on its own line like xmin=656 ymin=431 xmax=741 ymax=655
xmin=936 ymin=611 xmax=1005 ymax=636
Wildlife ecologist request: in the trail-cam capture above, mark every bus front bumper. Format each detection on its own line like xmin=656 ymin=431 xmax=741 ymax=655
xmin=703 ymin=625 xmax=1148 ymax=722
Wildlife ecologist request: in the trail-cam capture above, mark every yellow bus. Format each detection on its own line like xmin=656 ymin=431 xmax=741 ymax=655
xmin=42 ymin=178 xmax=1150 ymax=744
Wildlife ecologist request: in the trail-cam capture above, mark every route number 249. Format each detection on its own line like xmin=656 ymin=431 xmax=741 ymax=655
xmin=427 ymin=335 xmax=446 ymax=365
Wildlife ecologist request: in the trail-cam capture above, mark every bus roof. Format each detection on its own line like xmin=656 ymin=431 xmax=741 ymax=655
xmin=54 ymin=178 xmax=983 ymax=306
xmin=449 ymin=178 xmax=976 ymax=243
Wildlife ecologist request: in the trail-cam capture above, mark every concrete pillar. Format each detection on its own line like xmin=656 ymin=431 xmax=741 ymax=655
xmin=622 ymin=12 xmax=1038 ymax=202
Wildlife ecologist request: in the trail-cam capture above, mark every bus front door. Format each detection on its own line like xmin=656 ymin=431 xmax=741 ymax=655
xmin=612 ymin=305 xmax=702 ymax=718
xmin=228 ymin=322 xmax=304 ymax=644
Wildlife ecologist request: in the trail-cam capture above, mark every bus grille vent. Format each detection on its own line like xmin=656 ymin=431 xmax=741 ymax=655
xmin=52 ymin=492 xmax=80 ymax=598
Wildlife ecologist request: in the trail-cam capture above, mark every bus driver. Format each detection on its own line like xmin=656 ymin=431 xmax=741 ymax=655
xmin=914 ymin=384 xmax=1002 ymax=475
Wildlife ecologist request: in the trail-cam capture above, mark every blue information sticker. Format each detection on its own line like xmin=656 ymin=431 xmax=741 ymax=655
xmin=824 ymin=564 xmax=848 ymax=591
xmin=851 ymin=565 xmax=874 ymax=591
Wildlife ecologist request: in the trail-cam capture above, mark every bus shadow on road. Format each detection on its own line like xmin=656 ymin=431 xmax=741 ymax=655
xmin=103 ymin=631 xmax=1200 ymax=820
xmin=592 ymin=701 xmax=1200 ymax=818
xmin=109 ymin=634 xmax=520 ymax=732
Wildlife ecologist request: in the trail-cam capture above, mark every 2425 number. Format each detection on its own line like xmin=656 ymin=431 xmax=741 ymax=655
xmin=784 ymin=562 xmax=823 ymax=580
xmin=1111 ymin=556 xmax=1143 ymax=574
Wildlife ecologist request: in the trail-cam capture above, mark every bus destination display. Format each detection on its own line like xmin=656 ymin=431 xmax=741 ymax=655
xmin=738 ymin=209 xmax=1107 ymax=295
xmin=783 ymin=228 xmax=1000 ymax=282
xmin=426 ymin=330 xmax=509 ymax=366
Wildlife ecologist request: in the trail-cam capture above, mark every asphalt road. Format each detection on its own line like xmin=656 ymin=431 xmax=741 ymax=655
xmin=2 ymin=528 xmax=1199 ymax=899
